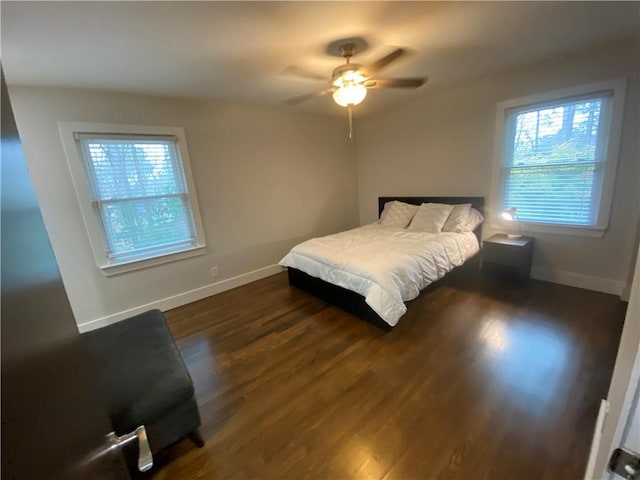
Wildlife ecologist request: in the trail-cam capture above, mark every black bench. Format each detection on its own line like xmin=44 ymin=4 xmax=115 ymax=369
xmin=83 ymin=309 xmax=203 ymax=462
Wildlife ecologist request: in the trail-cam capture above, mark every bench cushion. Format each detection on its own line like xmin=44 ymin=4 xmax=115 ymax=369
xmin=83 ymin=309 xmax=194 ymax=434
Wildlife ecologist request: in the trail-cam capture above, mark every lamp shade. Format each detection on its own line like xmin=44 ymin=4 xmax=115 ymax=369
xmin=332 ymin=83 xmax=367 ymax=107
xmin=502 ymin=207 xmax=517 ymax=221
xmin=501 ymin=207 xmax=522 ymax=238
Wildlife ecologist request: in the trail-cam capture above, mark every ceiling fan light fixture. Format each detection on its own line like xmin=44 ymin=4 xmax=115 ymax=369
xmin=332 ymin=83 xmax=367 ymax=107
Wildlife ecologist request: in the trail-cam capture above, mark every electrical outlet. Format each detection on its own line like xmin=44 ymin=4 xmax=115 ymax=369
xmin=209 ymin=266 xmax=219 ymax=279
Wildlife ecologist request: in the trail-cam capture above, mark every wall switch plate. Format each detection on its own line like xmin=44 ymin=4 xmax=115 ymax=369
xmin=209 ymin=266 xmax=219 ymax=278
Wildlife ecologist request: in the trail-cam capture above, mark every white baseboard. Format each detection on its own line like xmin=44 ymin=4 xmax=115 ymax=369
xmin=77 ymin=263 xmax=626 ymax=333
xmin=78 ymin=264 xmax=285 ymax=333
xmin=530 ymin=266 xmax=625 ymax=297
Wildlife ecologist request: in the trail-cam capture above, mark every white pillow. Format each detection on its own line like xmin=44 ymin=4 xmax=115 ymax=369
xmin=379 ymin=201 xmax=418 ymax=228
xmin=407 ymin=203 xmax=454 ymax=233
xmin=442 ymin=203 xmax=472 ymax=233
xmin=460 ymin=208 xmax=484 ymax=232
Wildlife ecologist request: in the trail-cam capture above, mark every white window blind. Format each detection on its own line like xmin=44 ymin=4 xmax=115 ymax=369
xmin=500 ymin=92 xmax=612 ymax=226
xmin=76 ymin=134 xmax=199 ymax=263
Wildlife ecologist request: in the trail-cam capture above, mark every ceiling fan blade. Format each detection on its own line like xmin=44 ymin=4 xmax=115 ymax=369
xmin=365 ymin=77 xmax=428 ymax=89
xmin=365 ymin=48 xmax=407 ymax=76
xmin=283 ymin=87 xmax=335 ymax=106
xmin=282 ymin=65 xmax=327 ymax=81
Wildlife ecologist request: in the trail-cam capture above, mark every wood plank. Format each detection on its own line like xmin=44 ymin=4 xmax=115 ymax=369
xmin=137 ymin=272 xmax=625 ymax=479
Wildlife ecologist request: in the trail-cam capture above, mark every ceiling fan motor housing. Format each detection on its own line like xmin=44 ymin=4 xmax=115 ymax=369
xmin=331 ymin=63 xmax=365 ymax=86
xmin=332 ymin=42 xmax=369 ymax=86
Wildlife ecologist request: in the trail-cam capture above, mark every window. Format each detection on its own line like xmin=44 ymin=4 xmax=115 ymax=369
xmin=492 ymin=79 xmax=626 ymax=237
xmin=60 ymin=123 xmax=205 ymax=275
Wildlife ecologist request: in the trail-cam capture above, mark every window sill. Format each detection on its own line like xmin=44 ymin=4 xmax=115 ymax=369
xmin=490 ymin=220 xmax=607 ymax=238
xmin=99 ymin=245 xmax=206 ymax=276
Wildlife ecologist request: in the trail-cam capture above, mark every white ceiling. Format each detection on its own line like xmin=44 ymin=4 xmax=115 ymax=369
xmin=2 ymin=1 xmax=639 ymax=116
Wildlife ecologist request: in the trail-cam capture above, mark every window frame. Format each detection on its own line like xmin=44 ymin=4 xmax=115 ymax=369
xmin=490 ymin=78 xmax=627 ymax=238
xmin=59 ymin=122 xmax=206 ymax=276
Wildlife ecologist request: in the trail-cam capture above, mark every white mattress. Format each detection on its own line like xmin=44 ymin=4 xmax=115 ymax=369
xmin=279 ymin=224 xmax=479 ymax=327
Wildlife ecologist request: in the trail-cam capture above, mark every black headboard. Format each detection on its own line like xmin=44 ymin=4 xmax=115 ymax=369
xmin=378 ymin=196 xmax=485 ymax=242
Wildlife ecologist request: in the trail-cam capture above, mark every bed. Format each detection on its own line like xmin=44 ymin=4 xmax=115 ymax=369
xmin=280 ymin=196 xmax=484 ymax=330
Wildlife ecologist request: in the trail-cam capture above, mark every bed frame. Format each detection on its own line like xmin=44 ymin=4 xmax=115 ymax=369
xmin=287 ymin=196 xmax=485 ymax=330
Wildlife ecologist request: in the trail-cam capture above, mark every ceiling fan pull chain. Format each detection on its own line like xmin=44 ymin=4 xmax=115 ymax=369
xmin=348 ymin=104 xmax=354 ymax=142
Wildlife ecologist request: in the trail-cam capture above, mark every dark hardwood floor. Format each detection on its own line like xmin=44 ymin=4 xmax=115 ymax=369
xmin=142 ymin=271 xmax=625 ymax=479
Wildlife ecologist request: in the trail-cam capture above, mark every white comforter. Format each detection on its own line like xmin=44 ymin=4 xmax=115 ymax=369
xmin=279 ymin=224 xmax=479 ymax=327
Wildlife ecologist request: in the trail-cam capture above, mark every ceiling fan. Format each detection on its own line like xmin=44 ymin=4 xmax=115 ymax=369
xmin=282 ymin=42 xmax=427 ymax=140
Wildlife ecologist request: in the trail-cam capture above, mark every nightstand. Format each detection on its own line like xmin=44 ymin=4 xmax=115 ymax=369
xmin=482 ymin=234 xmax=534 ymax=282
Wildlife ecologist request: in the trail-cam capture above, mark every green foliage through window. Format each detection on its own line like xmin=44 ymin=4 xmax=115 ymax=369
xmin=79 ymin=136 xmax=197 ymax=260
xmin=502 ymin=96 xmax=605 ymax=226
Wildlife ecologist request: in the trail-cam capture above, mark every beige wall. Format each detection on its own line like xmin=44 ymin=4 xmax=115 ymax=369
xmin=9 ymin=87 xmax=359 ymax=327
xmin=356 ymin=38 xmax=640 ymax=292
xmin=8 ymin=37 xmax=639 ymax=329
